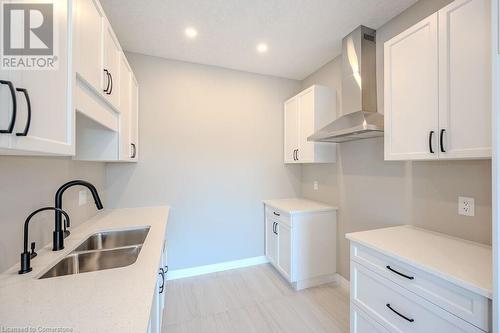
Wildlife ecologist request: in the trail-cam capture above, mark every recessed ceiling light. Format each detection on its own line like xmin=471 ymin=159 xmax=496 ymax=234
xmin=185 ymin=27 xmax=198 ymax=39
xmin=257 ymin=43 xmax=268 ymax=53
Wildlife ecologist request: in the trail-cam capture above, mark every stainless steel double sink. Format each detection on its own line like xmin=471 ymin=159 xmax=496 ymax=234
xmin=39 ymin=227 xmax=150 ymax=279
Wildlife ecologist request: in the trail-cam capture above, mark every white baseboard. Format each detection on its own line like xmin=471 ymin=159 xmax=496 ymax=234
xmin=166 ymin=256 xmax=269 ymax=281
xmin=334 ymin=273 xmax=350 ymax=292
xmin=293 ymin=274 xmax=337 ymax=291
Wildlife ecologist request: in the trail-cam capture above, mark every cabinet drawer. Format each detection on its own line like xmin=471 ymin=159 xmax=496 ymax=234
xmin=351 ymin=304 xmax=390 ymax=333
xmin=265 ymin=206 xmax=291 ymax=227
xmin=351 ymin=262 xmax=484 ymax=333
xmin=351 ymin=243 xmax=490 ymax=331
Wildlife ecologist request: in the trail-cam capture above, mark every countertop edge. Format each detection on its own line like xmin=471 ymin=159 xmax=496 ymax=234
xmin=263 ymin=198 xmax=338 ymax=214
xmin=346 ymin=227 xmax=492 ymax=299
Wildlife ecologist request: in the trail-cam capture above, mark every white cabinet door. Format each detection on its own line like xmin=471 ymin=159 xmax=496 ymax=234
xmin=265 ymin=217 xmax=277 ymax=265
xmin=102 ymin=22 xmax=121 ymax=110
xmin=276 ymin=222 xmax=292 ymax=281
xmin=438 ymin=0 xmax=491 ymax=159
xmin=384 ymin=13 xmax=439 ymax=161
xmin=0 ymin=72 xmax=14 ymax=149
xmin=298 ymin=88 xmax=315 ymax=162
xmin=284 ymin=86 xmax=336 ymax=164
xmin=284 ymin=97 xmax=299 ymax=163
xmin=75 ymin=0 xmax=103 ymax=91
xmin=129 ymin=75 xmax=139 ymax=160
xmin=148 ymin=273 xmax=161 ymax=333
xmin=9 ymin=0 xmax=73 ymax=155
xmin=119 ymin=54 xmax=132 ymax=160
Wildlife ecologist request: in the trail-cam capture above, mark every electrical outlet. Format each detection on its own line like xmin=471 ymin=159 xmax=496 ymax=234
xmin=458 ymin=196 xmax=475 ymax=217
xmin=313 ymin=181 xmax=319 ymax=191
xmin=79 ymin=190 xmax=88 ymax=206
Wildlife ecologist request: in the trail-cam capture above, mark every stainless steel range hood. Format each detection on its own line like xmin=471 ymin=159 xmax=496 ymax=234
xmin=308 ymin=26 xmax=383 ymax=143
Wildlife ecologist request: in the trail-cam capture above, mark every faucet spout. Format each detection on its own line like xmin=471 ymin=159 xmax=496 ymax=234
xmin=19 ymin=207 xmax=70 ymax=274
xmin=53 ymin=180 xmax=103 ymax=251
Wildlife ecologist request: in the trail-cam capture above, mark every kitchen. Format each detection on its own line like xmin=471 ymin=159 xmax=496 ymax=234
xmin=0 ymin=0 xmax=497 ymax=332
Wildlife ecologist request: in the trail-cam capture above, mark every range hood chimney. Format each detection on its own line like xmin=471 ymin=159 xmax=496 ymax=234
xmin=308 ymin=26 xmax=383 ymax=143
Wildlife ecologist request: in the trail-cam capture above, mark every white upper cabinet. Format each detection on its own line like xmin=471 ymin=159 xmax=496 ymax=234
xmin=0 ymin=63 xmax=15 ymax=150
xmin=438 ymin=0 xmax=491 ymax=159
xmin=129 ymin=76 xmax=139 ymax=161
xmin=284 ymin=85 xmax=337 ymax=164
xmin=72 ymin=0 xmax=139 ymax=162
xmin=102 ymin=21 xmax=121 ymax=110
xmin=119 ymin=55 xmax=132 ymax=160
xmin=284 ymin=97 xmax=300 ymax=163
xmin=118 ymin=54 xmax=139 ymax=161
xmin=0 ymin=0 xmax=73 ymax=155
xmin=75 ymin=0 xmax=103 ymax=92
xmin=0 ymin=0 xmax=138 ymax=159
xmin=384 ymin=0 xmax=491 ymax=161
xmin=384 ymin=14 xmax=439 ymax=161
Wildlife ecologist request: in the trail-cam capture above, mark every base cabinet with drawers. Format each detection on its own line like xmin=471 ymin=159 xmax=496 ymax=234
xmin=347 ymin=226 xmax=492 ymax=333
xmin=264 ymin=199 xmax=337 ymax=290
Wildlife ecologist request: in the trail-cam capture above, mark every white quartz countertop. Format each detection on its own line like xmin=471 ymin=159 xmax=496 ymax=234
xmin=0 ymin=206 xmax=169 ymax=333
xmin=346 ymin=225 xmax=492 ymax=299
xmin=263 ymin=198 xmax=337 ymax=214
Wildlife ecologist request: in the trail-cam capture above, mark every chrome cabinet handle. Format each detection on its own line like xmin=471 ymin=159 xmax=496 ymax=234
xmin=15 ymin=88 xmax=31 ymax=136
xmin=0 ymin=80 xmax=17 ymax=134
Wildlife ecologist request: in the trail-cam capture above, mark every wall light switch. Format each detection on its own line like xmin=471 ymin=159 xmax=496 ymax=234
xmin=458 ymin=196 xmax=475 ymax=217
xmin=79 ymin=190 xmax=88 ymax=206
xmin=313 ymin=181 xmax=319 ymax=191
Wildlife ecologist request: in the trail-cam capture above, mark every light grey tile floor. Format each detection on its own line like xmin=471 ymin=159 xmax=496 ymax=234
xmin=163 ymin=264 xmax=349 ymax=333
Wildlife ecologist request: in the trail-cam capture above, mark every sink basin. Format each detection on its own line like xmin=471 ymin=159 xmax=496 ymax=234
xmin=39 ymin=227 xmax=150 ymax=279
xmin=39 ymin=245 xmax=142 ymax=279
xmin=73 ymin=227 xmax=150 ymax=252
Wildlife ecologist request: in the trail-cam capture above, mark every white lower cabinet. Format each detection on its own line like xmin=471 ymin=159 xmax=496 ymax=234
xmin=349 ymin=242 xmax=491 ymax=333
xmin=148 ymin=239 xmax=168 ymax=333
xmin=351 ymin=304 xmax=390 ymax=333
xmin=264 ymin=199 xmax=337 ymax=290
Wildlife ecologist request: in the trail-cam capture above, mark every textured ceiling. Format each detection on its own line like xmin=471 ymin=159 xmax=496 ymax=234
xmin=100 ymin=0 xmax=417 ymax=80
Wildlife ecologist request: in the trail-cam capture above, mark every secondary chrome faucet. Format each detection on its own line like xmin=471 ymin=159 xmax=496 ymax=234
xmin=53 ymin=180 xmax=104 ymax=251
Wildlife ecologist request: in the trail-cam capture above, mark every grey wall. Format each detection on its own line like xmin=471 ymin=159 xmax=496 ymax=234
xmin=106 ymin=53 xmax=302 ymax=270
xmin=0 ymin=157 xmax=105 ymax=272
xmin=301 ymin=0 xmax=492 ymax=280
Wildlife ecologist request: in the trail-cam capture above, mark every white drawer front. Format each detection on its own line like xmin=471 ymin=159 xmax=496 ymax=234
xmin=265 ymin=206 xmax=291 ymax=227
xmin=351 ymin=243 xmax=490 ymax=331
xmin=351 ymin=304 xmax=390 ymax=333
xmin=351 ymin=262 xmax=484 ymax=333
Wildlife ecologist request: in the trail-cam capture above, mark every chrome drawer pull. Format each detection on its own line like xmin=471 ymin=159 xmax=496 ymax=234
xmin=386 ymin=265 xmax=414 ymax=280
